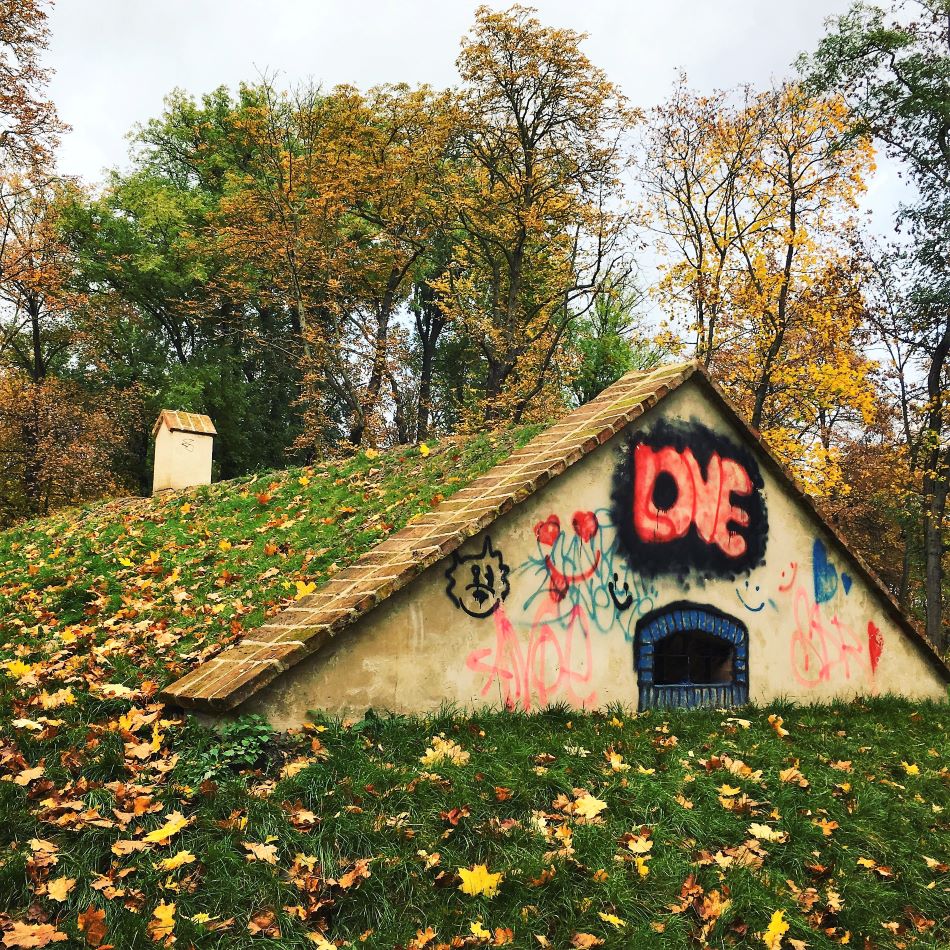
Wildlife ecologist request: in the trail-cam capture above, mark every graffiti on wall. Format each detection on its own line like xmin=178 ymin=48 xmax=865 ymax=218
xmin=612 ymin=419 xmax=768 ymax=579
xmin=461 ymin=508 xmax=657 ymax=709
xmin=465 ymin=602 xmax=597 ymax=711
xmin=445 ymin=537 xmax=510 ymax=618
xmin=521 ymin=508 xmax=656 ymax=638
xmin=755 ymin=545 xmax=884 ymax=689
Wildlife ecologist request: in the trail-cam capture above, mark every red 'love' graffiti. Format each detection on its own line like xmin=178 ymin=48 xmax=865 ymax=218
xmin=632 ymin=444 xmax=753 ymax=557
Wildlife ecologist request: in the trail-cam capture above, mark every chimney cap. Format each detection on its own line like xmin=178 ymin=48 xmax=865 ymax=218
xmin=153 ymin=409 xmax=218 ymax=438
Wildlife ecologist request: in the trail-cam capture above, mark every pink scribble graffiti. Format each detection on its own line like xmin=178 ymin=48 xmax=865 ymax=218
xmin=466 ymin=601 xmax=597 ymax=711
xmin=789 ymin=587 xmax=874 ymax=688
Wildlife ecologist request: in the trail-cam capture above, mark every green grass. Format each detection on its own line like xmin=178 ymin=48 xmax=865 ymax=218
xmin=0 ymin=432 xmax=947 ymax=947
xmin=0 ymin=700 xmax=947 ymax=947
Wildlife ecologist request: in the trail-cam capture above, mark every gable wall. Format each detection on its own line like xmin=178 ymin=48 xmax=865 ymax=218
xmin=245 ymin=382 xmax=947 ymax=727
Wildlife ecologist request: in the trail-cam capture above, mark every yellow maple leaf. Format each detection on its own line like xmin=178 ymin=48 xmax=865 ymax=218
xmin=418 ymin=443 xmax=430 ymax=457
xmin=606 ymin=752 xmax=630 ymax=772
xmin=298 ymin=475 xmax=311 ymax=486
xmin=718 ymin=784 xmax=741 ymax=796
xmin=573 ymin=794 xmax=607 ymax=821
xmin=598 ymin=912 xmax=626 ymax=928
xmin=143 ymin=811 xmax=191 ymax=844
xmin=634 ymin=856 xmax=650 ymax=879
xmin=218 ymin=539 xmax=232 ymax=552
xmin=45 ymin=876 xmax=76 ymax=902
xmin=901 ymin=761 xmax=920 ymax=776
xmin=420 ymin=735 xmax=470 ymax=767
xmin=458 ymin=864 xmax=503 ymax=897
xmin=748 ymin=823 xmax=787 ymax=843
xmin=470 ymin=920 xmax=491 ymax=940
xmin=1 ymin=921 xmax=67 ymax=946
xmin=4 ymin=659 xmax=33 ymax=679
xmin=762 ymin=909 xmax=789 ymax=949
xmin=364 ymin=448 xmax=379 ymax=460
xmin=157 ymin=850 xmax=196 ymax=871
xmin=295 ymin=580 xmax=317 ymax=600
xmin=148 ymin=902 xmax=175 ymax=942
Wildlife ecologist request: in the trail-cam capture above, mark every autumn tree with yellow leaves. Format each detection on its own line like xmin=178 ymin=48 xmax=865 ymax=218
xmin=644 ymin=79 xmax=877 ymax=494
xmin=434 ymin=5 xmax=637 ymax=425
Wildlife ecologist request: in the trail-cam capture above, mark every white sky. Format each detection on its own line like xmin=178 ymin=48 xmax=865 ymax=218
xmin=43 ymin=0 xmax=907 ymax=229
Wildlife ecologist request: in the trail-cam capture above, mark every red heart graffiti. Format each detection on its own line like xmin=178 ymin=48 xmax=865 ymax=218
xmin=534 ymin=515 xmax=561 ymax=546
xmin=867 ymin=621 xmax=883 ymax=673
xmin=572 ymin=510 xmax=599 ymax=542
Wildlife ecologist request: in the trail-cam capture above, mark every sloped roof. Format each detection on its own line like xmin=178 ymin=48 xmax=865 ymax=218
xmin=153 ymin=410 xmax=218 ymax=438
xmin=161 ymin=362 xmax=950 ymax=712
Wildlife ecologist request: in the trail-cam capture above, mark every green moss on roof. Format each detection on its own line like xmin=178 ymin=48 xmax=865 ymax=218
xmin=0 ymin=426 xmax=541 ymax=688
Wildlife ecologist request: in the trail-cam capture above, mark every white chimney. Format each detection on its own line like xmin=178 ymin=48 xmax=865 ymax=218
xmin=152 ymin=410 xmax=217 ymax=493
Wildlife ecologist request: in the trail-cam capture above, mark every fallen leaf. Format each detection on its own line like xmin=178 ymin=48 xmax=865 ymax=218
xmin=77 ymin=906 xmax=108 ymax=947
xmin=143 ymin=811 xmax=190 ymax=844
xmin=1 ymin=923 xmax=67 ymax=948
xmin=458 ymin=864 xmax=503 ymax=898
xmin=148 ymin=902 xmax=175 ymax=943
xmin=763 ymin=909 xmax=789 ymax=949
xmin=45 ymin=877 xmax=76 ymax=902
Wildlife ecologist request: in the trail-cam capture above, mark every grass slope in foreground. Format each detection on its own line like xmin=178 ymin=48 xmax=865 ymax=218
xmin=0 ymin=433 xmax=947 ymax=947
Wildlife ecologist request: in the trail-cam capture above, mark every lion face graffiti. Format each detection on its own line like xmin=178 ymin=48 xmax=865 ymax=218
xmin=445 ymin=537 xmax=510 ymax=618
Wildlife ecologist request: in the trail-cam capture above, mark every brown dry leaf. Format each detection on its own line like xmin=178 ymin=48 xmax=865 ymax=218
xmin=247 ymin=909 xmax=281 ymax=938
xmin=408 ymin=927 xmax=436 ymax=949
xmin=570 ymin=935 xmax=604 ymax=949
xmin=1 ymin=923 xmax=67 ymax=947
xmin=111 ymin=839 xmax=149 ymax=856
xmin=779 ymin=766 xmax=810 ymax=788
xmin=77 ymin=907 xmax=108 ymax=948
xmin=13 ymin=766 xmax=45 ymax=786
xmin=337 ymin=858 xmax=372 ymax=889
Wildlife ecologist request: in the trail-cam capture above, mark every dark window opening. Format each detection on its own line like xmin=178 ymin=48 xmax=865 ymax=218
xmin=653 ymin=630 xmax=734 ymax=686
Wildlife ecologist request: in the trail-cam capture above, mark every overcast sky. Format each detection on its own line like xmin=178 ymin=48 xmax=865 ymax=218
xmin=42 ymin=0 xmax=904 ymax=228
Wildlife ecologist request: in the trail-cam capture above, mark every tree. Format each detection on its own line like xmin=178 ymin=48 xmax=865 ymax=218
xmin=0 ymin=0 xmax=62 ymax=169
xmin=644 ymin=80 xmax=876 ymax=494
xmin=565 ymin=281 xmax=661 ymax=406
xmin=433 ymin=4 xmax=636 ymax=425
xmin=803 ymin=0 xmax=950 ymax=648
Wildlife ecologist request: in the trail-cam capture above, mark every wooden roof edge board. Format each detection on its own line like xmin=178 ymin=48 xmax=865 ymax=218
xmin=160 ymin=358 xmax=947 ymax=712
xmin=688 ymin=369 xmax=950 ymax=682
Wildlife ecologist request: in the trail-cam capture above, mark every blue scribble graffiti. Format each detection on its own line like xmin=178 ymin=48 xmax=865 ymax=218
xmin=518 ymin=507 xmax=656 ymax=640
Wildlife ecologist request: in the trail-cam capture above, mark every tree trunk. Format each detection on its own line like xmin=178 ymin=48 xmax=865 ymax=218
xmin=921 ymin=316 xmax=950 ymax=650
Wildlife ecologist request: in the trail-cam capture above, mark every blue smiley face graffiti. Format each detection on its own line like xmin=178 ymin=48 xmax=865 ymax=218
xmin=736 ymin=578 xmax=766 ymax=612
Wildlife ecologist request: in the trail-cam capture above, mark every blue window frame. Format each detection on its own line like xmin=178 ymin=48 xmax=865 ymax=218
xmin=635 ymin=602 xmax=749 ymax=709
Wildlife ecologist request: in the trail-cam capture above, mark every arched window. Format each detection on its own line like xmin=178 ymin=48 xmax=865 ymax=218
xmin=635 ymin=603 xmax=749 ymax=709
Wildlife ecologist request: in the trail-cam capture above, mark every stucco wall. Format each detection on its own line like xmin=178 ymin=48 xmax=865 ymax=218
xmin=152 ymin=426 xmax=214 ymax=493
xmin=245 ymin=383 xmax=948 ymax=728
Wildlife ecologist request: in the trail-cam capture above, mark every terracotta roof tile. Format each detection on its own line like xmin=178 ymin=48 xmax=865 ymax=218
xmin=160 ymin=361 xmax=950 ymax=712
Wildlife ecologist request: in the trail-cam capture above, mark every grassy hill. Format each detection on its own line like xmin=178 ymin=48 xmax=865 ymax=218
xmin=0 ymin=433 xmax=948 ymax=948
